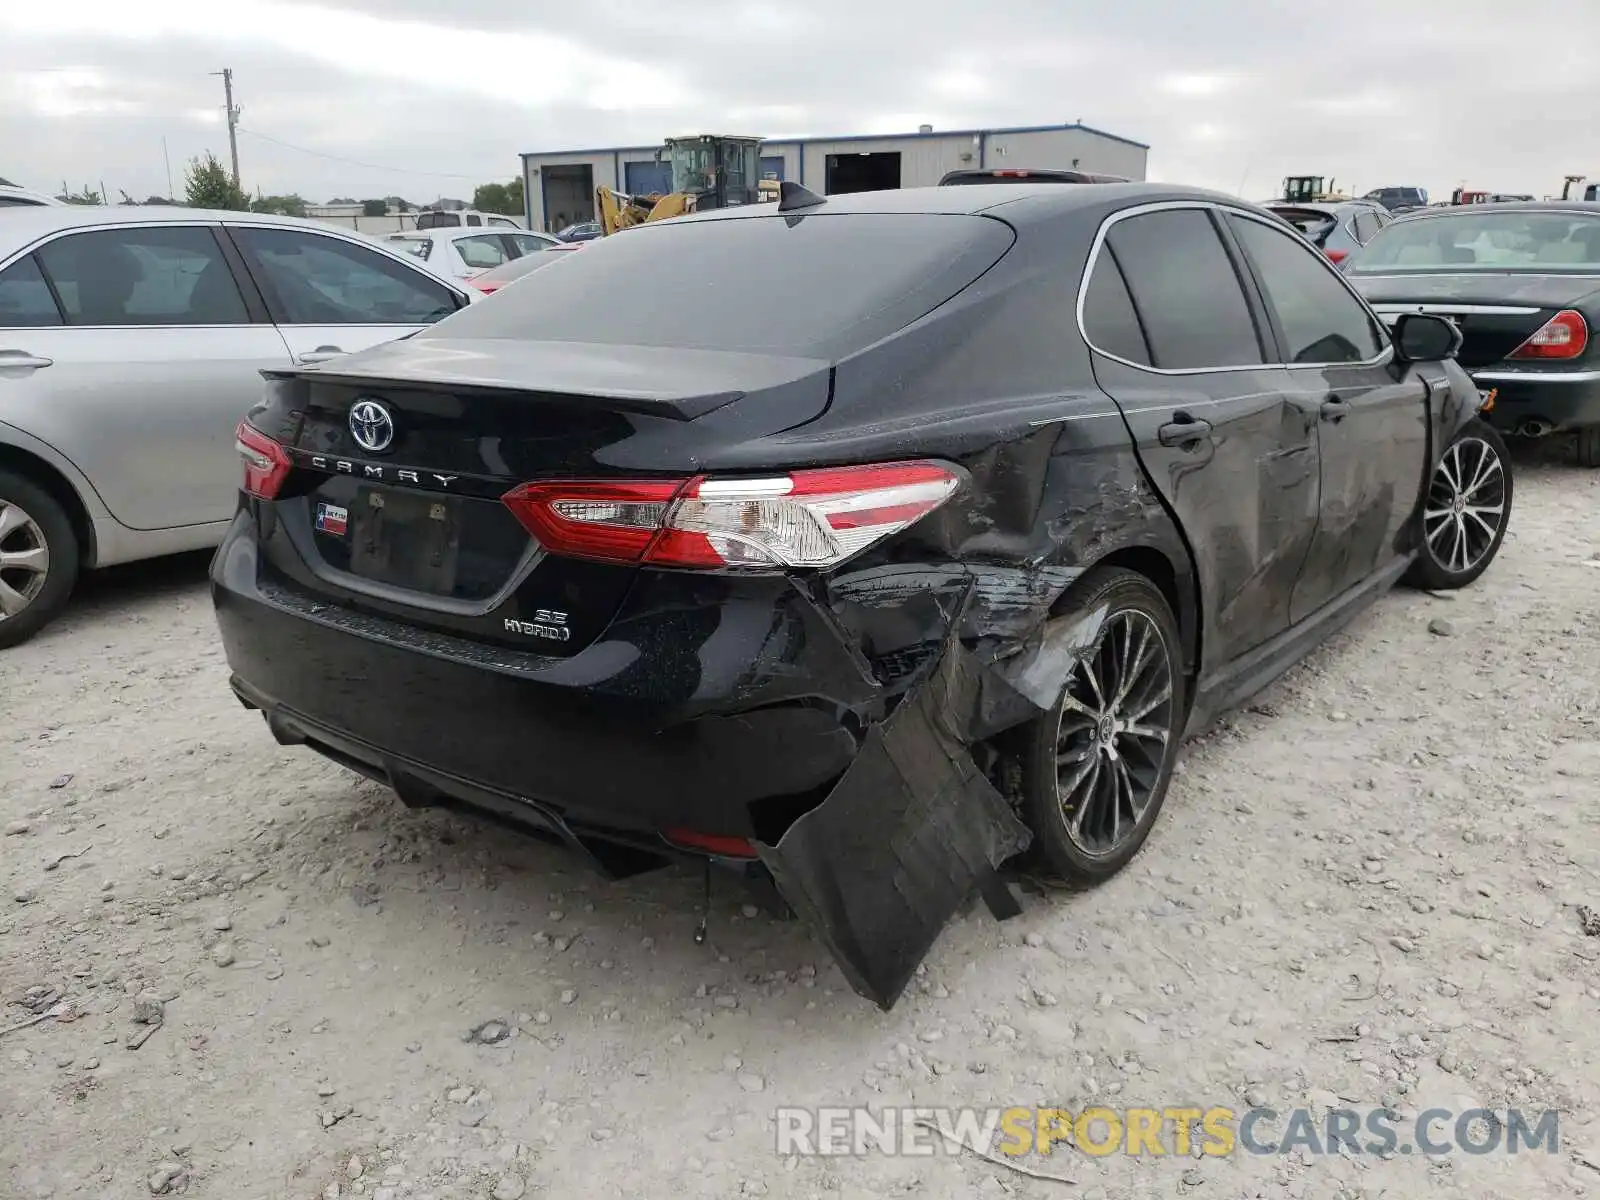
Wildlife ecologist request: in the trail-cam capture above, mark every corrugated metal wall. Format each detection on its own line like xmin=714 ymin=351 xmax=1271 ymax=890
xmin=521 ymin=127 xmax=1150 ymax=226
xmin=801 ymin=135 xmax=977 ymax=191
xmin=988 ymin=129 xmax=1149 ymax=181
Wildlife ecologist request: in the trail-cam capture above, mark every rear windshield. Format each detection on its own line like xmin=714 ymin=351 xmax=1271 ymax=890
xmin=1350 ymin=211 xmax=1600 ymax=273
xmin=426 ymin=212 xmax=1015 ymax=358
xmin=1268 ymin=207 xmax=1338 ymax=242
xmin=386 ymin=237 xmax=432 ymax=260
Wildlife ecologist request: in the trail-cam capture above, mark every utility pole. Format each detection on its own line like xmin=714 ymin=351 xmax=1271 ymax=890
xmin=211 ymin=68 xmax=241 ymax=186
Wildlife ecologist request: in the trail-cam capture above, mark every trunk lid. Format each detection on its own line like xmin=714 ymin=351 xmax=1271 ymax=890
xmin=249 ymin=337 xmax=833 ymax=655
xmin=1351 ymin=273 xmax=1600 ymax=369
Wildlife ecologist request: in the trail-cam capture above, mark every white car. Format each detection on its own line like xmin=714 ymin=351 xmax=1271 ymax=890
xmin=380 ymin=228 xmax=562 ymax=282
xmin=0 ymin=184 xmax=66 ymax=208
xmin=0 ymin=205 xmax=476 ymax=645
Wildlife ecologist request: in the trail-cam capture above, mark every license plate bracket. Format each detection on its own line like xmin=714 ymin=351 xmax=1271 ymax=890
xmin=349 ymin=487 xmax=462 ymax=595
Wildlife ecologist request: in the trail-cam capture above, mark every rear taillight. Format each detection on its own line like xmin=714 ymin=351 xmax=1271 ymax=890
xmin=501 ymin=460 xmax=960 ymax=571
xmin=993 ymin=169 xmax=1030 ymax=178
xmin=1324 ymin=248 xmax=1349 ymax=265
xmin=235 ymin=421 xmax=291 ymax=500
xmin=471 ymin=279 xmax=503 ymax=293
xmin=1509 ymin=309 xmax=1588 ymax=360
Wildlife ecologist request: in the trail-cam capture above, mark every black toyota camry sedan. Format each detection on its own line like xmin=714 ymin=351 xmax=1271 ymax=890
xmin=1348 ymin=201 xmax=1600 ymax=465
xmin=214 ymin=181 xmax=1510 ymax=1007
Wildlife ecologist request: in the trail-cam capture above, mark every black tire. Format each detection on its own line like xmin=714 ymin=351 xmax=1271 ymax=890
xmin=1403 ymin=419 xmax=1512 ymax=591
xmin=1018 ymin=566 xmax=1187 ymax=886
xmin=1576 ymin=426 xmax=1600 ymax=469
xmin=0 ymin=470 xmax=79 ymax=649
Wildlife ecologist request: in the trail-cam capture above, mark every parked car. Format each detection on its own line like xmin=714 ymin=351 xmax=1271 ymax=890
xmin=381 ymin=228 xmax=561 ymax=283
xmin=467 ymin=245 xmax=583 ymax=294
xmin=0 ymin=184 xmax=66 ymax=209
xmin=414 ymin=209 xmax=524 ymax=231
xmin=213 ymin=183 xmax=1508 ymax=1007
xmin=0 ymin=206 xmax=474 ymax=647
xmin=1264 ymin=199 xmax=1393 ymax=265
xmin=555 ymin=222 xmax=604 ymax=242
xmin=1362 ymin=186 xmax=1429 ymax=212
xmin=938 ymin=168 xmax=1127 ymax=186
xmin=1347 ymin=201 xmax=1600 ymax=465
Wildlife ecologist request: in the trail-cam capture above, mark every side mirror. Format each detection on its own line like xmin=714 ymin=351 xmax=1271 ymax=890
xmin=1392 ymin=312 xmax=1462 ymax=363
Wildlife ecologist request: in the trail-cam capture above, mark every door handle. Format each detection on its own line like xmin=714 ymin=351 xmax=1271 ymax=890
xmin=1157 ymin=414 xmax=1213 ymax=448
xmin=0 ymin=351 xmax=53 ymax=373
xmin=1321 ymin=396 xmax=1351 ymax=422
xmin=296 ymin=345 xmax=347 ymax=364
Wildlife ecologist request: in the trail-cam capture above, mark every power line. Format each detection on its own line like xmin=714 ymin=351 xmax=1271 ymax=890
xmin=235 ymin=127 xmax=487 ymax=180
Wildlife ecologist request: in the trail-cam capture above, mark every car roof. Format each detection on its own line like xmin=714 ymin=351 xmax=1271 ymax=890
xmin=0 ymin=204 xmax=380 ymax=244
xmin=681 ymin=182 xmax=1251 ymax=225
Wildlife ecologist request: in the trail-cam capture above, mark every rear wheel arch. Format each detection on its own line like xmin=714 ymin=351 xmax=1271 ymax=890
xmin=1069 ymin=542 xmax=1202 ymax=685
xmin=0 ymin=444 xmax=96 ymax=567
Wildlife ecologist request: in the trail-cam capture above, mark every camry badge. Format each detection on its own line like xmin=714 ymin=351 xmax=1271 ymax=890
xmin=349 ymin=399 xmax=395 ymax=454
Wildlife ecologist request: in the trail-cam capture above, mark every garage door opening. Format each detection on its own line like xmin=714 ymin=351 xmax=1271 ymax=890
xmin=825 ymin=151 xmax=901 ymax=195
xmin=540 ymin=164 xmax=595 ymax=234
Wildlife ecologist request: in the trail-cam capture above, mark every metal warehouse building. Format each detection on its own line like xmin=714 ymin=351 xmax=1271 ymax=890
xmin=519 ymin=121 xmax=1149 ymax=234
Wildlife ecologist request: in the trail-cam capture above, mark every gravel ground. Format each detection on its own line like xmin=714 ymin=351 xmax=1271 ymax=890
xmin=3 ymin=449 xmax=1600 ymax=1200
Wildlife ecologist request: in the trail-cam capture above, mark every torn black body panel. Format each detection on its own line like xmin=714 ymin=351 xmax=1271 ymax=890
xmin=756 ymin=618 xmax=1032 ymax=1010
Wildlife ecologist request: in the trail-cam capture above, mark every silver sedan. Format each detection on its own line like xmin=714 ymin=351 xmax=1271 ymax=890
xmin=0 ymin=205 xmax=475 ymax=646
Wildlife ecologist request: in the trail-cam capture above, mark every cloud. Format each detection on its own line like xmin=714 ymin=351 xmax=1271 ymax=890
xmin=0 ymin=0 xmax=1594 ymax=207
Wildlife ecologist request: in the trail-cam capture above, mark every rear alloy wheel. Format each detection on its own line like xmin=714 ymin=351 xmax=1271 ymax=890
xmin=1404 ymin=419 xmax=1512 ymax=590
xmin=1020 ymin=567 xmax=1186 ymax=885
xmin=0 ymin=470 xmax=79 ymax=649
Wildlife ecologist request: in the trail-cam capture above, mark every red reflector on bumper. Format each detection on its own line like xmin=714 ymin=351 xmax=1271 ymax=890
xmin=664 ymin=828 xmax=759 ymax=859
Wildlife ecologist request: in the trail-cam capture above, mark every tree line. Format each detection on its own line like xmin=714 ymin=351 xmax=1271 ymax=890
xmin=56 ymin=151 xmax=526 ymax=218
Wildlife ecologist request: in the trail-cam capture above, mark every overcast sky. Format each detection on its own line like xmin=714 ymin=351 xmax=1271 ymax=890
xmin=3 ymin=0 xmax=1594 ymax=207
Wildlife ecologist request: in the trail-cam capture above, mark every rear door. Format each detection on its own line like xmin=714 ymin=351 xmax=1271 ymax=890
xmin=227 ymin=225 xmax=468 ymax=365
xmin=0 ymin=222 xmax=291 ymax=530
xmin=1083 ymin=204 xmax=1321 ymax=672
xmin=1223 ymin=210 xmax=1428 ymax=619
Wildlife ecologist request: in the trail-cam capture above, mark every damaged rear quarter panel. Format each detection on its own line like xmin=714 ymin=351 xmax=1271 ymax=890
xmin=740 ymin=211 xmax=1201 ymax=1007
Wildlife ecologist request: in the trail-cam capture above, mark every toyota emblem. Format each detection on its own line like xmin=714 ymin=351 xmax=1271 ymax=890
xmin=349 ymin=399 xmax=395 ymax=454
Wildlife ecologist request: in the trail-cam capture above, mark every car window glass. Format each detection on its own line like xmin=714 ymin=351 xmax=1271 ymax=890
xmin=465 ymin=214 xmax=482 ymax=227
xmin=1228 ymin=214 xmax=1386 ymax=364
xmin=1081 ymin=247 xmax=1150 ymax=365
xmin=1107 ymin=209 xmax=1263 ymax=369
xmin=386 ymin=237 xmax=432 ymax=260
xmin=432 ymin=213 xmax=1014 ymax=358
xmin=455 ymin=235 xmax=510 ymax=269
xmin=35 ymin=226 xmax=249 ymax=327
xmin=508 ymin=234 xmax=554 ymax=256
xmin=0 ymin=256 xmax=63 ymax=326
xmin=1353 ymin=212 xmax=1380 ymax=243
xmin=488 ymin=217 xmax=517 ymax=228
xmin=232 ymin=227 xmax=459 ymax=325
xmin=1351 ymin=211 xmax=1600 ymax=272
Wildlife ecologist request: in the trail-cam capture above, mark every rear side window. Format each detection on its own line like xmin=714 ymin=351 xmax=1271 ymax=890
xmin=455 ymin=235 xmax=510 ymax=269
xmin=1081 ymin=248 xmax=1150 ymax=365
xmin=232 ymin=227 xmax=461 ymax=325
xmin=36 ymin=226 xmax=249 ymax=327
xmin=0 ymin=256 xmax=63 ymax=327
xmin=1227 ymin=214 xmax=1386 ymax=365
xmin=465 ymin=214 xmax=482 ymax=227
xmin=430 ymin=213 xmax=1016 ymax=359
xmin=1353 ymin=212 xmax=1381 ymax=243
xmin=1107 ymin=209 xmax=1263 ymax=370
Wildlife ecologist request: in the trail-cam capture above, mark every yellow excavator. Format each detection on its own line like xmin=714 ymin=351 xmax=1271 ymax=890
xmin=595 ymin=134 xmax=780 ymax=235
